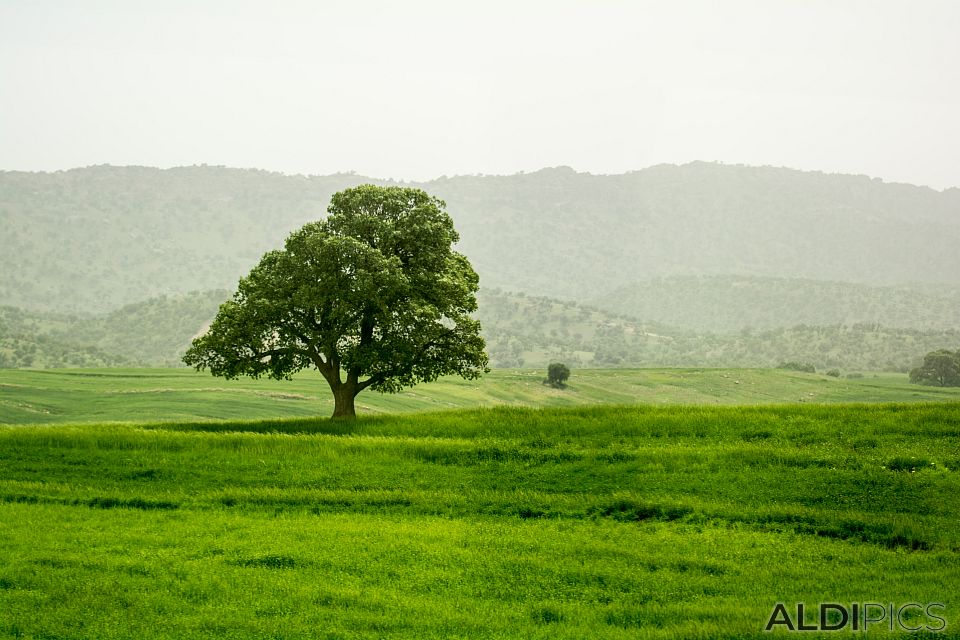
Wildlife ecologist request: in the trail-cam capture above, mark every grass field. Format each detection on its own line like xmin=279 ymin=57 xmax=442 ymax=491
xmin=3 ymin=367 xmax=960 ymax=425
xmin=1 ymin=402 xmax=959 ymax=638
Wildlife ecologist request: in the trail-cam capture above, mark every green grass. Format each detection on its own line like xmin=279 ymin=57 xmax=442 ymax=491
xmin=1 ymin=403 xmax=959 ymax=638
xmin=3 ymin=367 xmax=960 ymax=425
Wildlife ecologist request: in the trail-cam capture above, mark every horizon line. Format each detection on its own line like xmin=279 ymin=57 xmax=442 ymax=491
xmin=0 ymin=160 xmax=955 ymax=192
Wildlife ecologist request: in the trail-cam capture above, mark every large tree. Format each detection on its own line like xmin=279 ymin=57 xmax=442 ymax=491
xmin=184 ymin=185 xmax=488 ymax=418
xmin=909 ymin=349 xmax=960 ymax=387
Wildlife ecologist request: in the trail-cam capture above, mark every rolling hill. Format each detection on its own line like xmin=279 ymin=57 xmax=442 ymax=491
xmin=0 ymin=290 xmax=227 ymax=367
xmin=3 ymin=288 xmax=957 ymax=372
xmin=2 ymin=163 xmax=959 ymax=316
xmin=592 ymin=275 xmax=960 ymax=332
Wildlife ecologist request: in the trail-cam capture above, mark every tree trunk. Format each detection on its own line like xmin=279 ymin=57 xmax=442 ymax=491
xmin=331 ymin=382 xmax=357 ymax=419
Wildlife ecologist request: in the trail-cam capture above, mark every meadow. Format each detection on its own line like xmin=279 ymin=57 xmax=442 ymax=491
xmin=1 ymin=399 xmax=959 ymax=638
xmin=4 ymin=367 xmax=960 ymax=425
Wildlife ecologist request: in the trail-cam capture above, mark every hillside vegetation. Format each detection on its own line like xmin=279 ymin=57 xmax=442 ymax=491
xmin=480 ymin=289 xmax=960 ymax=371
xmin=592 ymin=275 xmax=960 ymax=332
xmin=431 ymin=164 xmax=960 ymax=299
xmin=3 ymin=288 xmax=959 ymax=372
xmin=0 ymin=166 xmax=368 ymax=313
xmin=0 ymin=312 xmax=132 ymax=368
xmin=0 ymin=290 xmax=227 ymax=368
xmin=3 ymin=163 xmax=959 ymax=315
xmin=1 ymin=404 xmax=958 ymax=638
xmin=4 ymin=163 xmax=959 ymax=373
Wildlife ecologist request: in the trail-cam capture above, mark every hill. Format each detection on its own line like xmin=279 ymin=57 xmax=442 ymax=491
xmin=3 ymin=288 xmax=958 ymax=372
xmin=430 ymin=164 xmax=960 ymax=299
xmin=480 ymin=289 xmax=960 ymax=371
xmin=592 ymin=275 xmax=960 ymax=331
xmin=3 ymin=163 xmax=959 ymax=315
xmin=0 ymin=290 xmax=227 ymax=367
xmin=0 ymin=306 xmax=132 ymax=368
xmin=0 ymin=166 xmax=370 ymax=313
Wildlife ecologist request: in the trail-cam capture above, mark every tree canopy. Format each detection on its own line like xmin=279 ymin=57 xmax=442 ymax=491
xmin=546 ymin=362 xmax=570 ymax=388
xmin=183 ymin=185 xmax=488 ymax=417
xmin=909 ymin=349 xmax=960 ymax=387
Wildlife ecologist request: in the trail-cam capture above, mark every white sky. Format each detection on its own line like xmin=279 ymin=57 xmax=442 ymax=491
xmin=1 ymin=0 xmax=958 ymax=188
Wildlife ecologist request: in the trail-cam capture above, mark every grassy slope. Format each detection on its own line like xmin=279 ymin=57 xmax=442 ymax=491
xmin=1 ymin=404 xmax=958 ymax=638
xmin=3 ymin=367 xmax=960 ymax=425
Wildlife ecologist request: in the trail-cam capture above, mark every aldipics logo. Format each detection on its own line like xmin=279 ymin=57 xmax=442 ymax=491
xmin=764 ymin=603 xmax=947 ymax=632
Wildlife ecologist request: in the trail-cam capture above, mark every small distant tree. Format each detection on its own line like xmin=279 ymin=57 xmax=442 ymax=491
xmin=909 ymin=349 xmax=960 ymax=387
xmin=545 ymin=362 xmax=570 ymax=388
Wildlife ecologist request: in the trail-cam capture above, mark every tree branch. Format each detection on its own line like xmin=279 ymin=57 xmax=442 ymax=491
xmin=353 ymin=330 xmax=459 ymax=393
xmin=252 ymin=348 xmax=288 ymax=361
xmin=308 ymin=349 xmax=336 ymax=384
xmin=355 ymin=373 xmax=385 ymax=393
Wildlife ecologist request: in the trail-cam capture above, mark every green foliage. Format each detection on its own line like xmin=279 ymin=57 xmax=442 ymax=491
xmin=184 ymin=185 xmax=488 ymax=417
xmin=826 ymin=369 xmax=841 ymax=377
xmin=1 ymin=404 xmax=958 ymax=638
xmin=545 ymin=362 xmax=570 ymax=388
xmin=910 ymin=348 xmax=960 ymax=387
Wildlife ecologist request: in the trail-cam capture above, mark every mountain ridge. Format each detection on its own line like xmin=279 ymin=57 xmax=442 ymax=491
xmin=2 ymin=162 xmax=958 ymax=316
xmin=593 ymin=275 xmax=960 ymax=332
xmin=5 ymin=160 xmax=954 ymax=193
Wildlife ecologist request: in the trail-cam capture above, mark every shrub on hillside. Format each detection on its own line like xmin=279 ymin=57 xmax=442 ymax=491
xmin=545 ymin=362 xmax=570 ymax=389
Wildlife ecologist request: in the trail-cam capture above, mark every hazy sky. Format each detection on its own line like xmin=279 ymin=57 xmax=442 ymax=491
xmin=1 ymin=1 xmax=958 ymax=188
